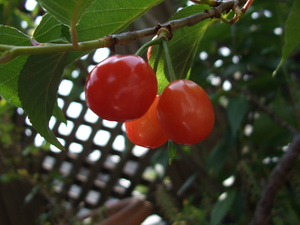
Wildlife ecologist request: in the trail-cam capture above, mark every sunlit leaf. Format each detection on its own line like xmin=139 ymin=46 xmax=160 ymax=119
xmin=33 ymin=13 xmax=70 ymax=43
xmin=249 ymin=91 xmax=295 ymax=148
xmin=76 ymin=0 xmax=163 ymax=41
xmin=0 ymin=25 xmax=31 ymax=46
xmin=150 ymin=5 xmax=212 ymax=93
xmin=37 ymin=0 xmax=166 ymax=42
xmin=37 ymin=0 xmax=95 ymax=27
xmin=0 ymin=26 xmax=31 ymax=106
xmin=0 ymin=56 xmax=27 ymax=106
xmin=32 ymin=14 xmax=90 ymax=64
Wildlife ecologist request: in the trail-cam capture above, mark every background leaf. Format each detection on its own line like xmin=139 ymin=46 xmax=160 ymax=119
xmin=210 ymin=190 xmax=237 ymax=225
xmin=18 ymin=53 xmax=68 ymax=150
xmin=226 ymin=95 xmax=248 ymax=137
xmin=274 ymin=0 xmax=300 ymax=74
xmin=207 ymin=128 xmax=235 ymax=174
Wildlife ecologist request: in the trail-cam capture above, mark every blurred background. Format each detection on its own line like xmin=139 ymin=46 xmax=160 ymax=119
xmin=0 ymin=0 xmax=299 ymax=224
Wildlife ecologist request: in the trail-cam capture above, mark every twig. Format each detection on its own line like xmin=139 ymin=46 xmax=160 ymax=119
xmin=250 ymin=134 xmax=300 ymax=225
xmin=229 ymin=78 xmax=298 ymax=136
xmin=0 ymin=0 xmax=241 ymax=64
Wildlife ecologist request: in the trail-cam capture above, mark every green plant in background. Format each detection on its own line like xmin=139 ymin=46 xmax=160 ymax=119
xmin=0 ymin=100 xmax=16 ymax=148
xmin=155 ymin=185 xmax=209 ymax=224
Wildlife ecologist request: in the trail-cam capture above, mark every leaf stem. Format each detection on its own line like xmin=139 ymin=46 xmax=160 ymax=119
xmin=135 ymin=37 xmax=162 ymax=57
xmin=0 ymin=37 xmax=115 ymax=64
xmin=153 ymin=43 xmax=163 ymax=73
xmin=0 ymin=44 xmax=13 ymax=51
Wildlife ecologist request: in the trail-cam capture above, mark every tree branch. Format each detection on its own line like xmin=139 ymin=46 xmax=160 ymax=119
xmin=0 ymin=0 xmax=240 ymax=64
xmin=229 ymin=78 xmax=298 ymax=136
xmin=250 ymin=134 xmax=300 ymax=225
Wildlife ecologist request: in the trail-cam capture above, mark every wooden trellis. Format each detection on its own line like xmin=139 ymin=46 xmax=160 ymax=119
xmin=16 ymin=76 xmax=166 ymax=218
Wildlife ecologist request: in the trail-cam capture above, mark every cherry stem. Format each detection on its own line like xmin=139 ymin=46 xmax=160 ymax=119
xmin=153 ymin=43 xmax=163 ymax=73
xmin=162 ymin=40 xmax=176 ymax=82
xmin=135 ymin=38 xmax=162 ymax=57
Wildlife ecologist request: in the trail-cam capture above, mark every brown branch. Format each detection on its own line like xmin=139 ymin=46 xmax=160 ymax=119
xmin=229 ymin=78 xmax=298 ymax=136
xmin=187 ymin=0 xmax=221 ymax=7
xmin=112 ymin=0 xmax=236 ymax=45
xmin=250 ymin=134 xmax=300 ymax=225
xmin=1 ymin=0 xmax=243 ymax=64
xmin=248 ymin=96 xmax=298 ymax=136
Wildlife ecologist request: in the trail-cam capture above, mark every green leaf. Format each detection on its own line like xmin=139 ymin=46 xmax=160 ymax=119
xmin=168 ymin=140 xmax=177 ymax=165
xmin=0 ymin=56 xmax=27 ymax=106
xmin=0 ymin=25 xmax=31 ymax=46
xmin=18 ymin=53 xmax=68 ymax=150
xmin=274 ymin=0 xmax=300 ymax=75
xmin=33 ymin=13 xmax=70 ymax=43
xmin=37 ymin=0 xmax=95 ymax=27
xmin=0 ymin=26 xmax=31 ymax=106
xmin=34 ymin=1 xmax=163 ymax=63
xmin=53 ymin=102 xmax=67 ymax=124
xmin=76 ymin=0 xmax=163 ymax=42
xmin=37 ymin=0 xmax=163 ymax=42
xmin=207 ymin=128 xmax=235 ymax=174
xmin=226 ymin=95 xmax=248 ymax=137
xmin=33 ymin=13 xmax=90 ymax=66
xmin=150 ymin=5 xmax=212 ymax=93
xmin=210 ymin=190 xmax=237 ymax=225
xmin=168 ymin=5 xmax=212 ymax=78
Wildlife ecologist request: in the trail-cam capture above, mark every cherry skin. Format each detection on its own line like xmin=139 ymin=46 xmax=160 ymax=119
xmin=125 ymin=95 xmax=169 ymax=149
xmin=156 ymin=79 xmax=215 ymax=145
xmin=147 ymin=46 xmax=153 ymax=61
xmin=147 ymin=35 xmax=157 ymax=61
xmin=85 ymin=55 xmax=157 ymax=122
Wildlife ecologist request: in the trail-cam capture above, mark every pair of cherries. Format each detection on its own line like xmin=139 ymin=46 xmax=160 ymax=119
xmin=85 ymin=55 xmax=214 ymax=148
